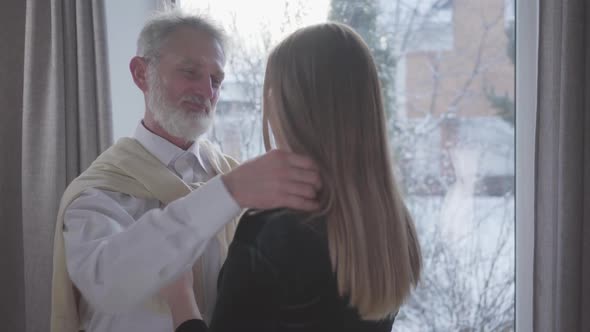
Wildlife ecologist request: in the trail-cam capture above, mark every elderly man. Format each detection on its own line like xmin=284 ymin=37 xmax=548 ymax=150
xmin=50 ymin=10 xmax=321 ymax=332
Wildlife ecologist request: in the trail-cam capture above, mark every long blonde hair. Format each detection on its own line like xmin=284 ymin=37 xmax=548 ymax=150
xmin=262 ymin=23 xmax=422 ymax=320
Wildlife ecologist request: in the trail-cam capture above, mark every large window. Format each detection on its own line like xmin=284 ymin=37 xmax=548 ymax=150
xmin=127 ymin=0 xmax=516 ymax=330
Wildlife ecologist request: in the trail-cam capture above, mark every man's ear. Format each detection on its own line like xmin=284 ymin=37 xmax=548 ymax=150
xmin=130 ymin=56 xmax=150 ymax=92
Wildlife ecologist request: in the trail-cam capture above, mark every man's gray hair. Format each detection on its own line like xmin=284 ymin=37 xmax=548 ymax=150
xmin=137 ymin=9 xmax=227 ymax=61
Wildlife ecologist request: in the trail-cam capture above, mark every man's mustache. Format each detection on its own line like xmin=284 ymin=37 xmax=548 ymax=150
xmin=180 ymin=95 xmax=212 ymax=112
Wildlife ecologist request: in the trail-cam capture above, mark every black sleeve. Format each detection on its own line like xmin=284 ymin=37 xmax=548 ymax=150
xmin=208 ymin=239 xmax=281 ymax=332
xmin=175 ymin=319 xmax=208 ymax=332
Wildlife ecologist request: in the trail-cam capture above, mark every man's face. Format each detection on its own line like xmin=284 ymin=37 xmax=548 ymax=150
xmin=146 ymin=27 xmax=225 ymax=141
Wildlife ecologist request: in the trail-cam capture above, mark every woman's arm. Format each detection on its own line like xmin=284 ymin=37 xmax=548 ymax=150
xmin=174 ymin=319 xmax=208 ymax=332
xmin=208 ymin=240 xmax=281 ymax=332
xmin=163 ymin=240 xmax=280 ymax=332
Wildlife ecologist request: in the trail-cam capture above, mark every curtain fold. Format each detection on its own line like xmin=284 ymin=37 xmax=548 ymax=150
xmin=0 ymin=1 xmax=27 ymax=330
xmin=18 ymin=0 xmax=113 ymax=330
xmin=534 ymin=0 xmax=590 ymax=331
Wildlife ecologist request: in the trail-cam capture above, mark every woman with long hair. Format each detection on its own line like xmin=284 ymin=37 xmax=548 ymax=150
xmin=164 ymin=22 xmax=422 ymax=332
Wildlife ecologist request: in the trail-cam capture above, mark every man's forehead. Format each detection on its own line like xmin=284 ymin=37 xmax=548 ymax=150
xmin=178 ymin=56 xmax=221 ymax=66
xmin=161 ymin=27 xmax=225 ymax=63
xmin=165 ymin=53 xmax=225 ymax=72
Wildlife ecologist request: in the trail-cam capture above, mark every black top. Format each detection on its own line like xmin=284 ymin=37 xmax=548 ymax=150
xmin=176 ymin=319 xmax=208 ymax=332
xmin=178 ymin=209 xmax=395 ymax=332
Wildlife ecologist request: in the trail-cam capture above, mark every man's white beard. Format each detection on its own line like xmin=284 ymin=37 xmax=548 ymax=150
xmin=146 ymin=67 xmax=214 ymax=142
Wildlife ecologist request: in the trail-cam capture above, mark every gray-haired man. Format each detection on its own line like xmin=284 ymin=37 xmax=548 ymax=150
xmin=51 ymin=10 xmax=320 ymax=332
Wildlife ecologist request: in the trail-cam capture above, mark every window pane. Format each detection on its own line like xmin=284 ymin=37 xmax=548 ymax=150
xmin=179 ymin=0 xmax=515 ymax=330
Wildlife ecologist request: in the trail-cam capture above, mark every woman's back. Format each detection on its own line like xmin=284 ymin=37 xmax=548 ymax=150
xmin=209 ymin=209 xmax=395 ymax=332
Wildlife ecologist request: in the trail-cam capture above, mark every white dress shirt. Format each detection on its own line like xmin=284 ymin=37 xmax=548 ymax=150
xmin=63 ymin=122 xmax=241 ymax=332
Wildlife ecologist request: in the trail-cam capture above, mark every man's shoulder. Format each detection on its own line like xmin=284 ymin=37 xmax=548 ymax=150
xmin=197 ymin=139 xmax=240 ymax=171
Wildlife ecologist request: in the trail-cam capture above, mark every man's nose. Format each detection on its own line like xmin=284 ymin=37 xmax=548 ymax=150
xmin=193 ymin=76 xmax=214 ymax=99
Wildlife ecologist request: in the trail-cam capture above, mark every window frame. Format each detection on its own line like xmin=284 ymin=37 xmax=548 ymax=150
xmin=515 ymin=1 xmax=539 ymax=331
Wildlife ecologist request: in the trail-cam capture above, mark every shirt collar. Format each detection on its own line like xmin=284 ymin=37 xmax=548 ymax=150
xmin=133 ymin=121 xmax=209 ymax=172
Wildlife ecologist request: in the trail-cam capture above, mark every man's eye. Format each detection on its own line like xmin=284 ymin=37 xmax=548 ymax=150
xmin=180 ymin=69 xmax=199 ymax=78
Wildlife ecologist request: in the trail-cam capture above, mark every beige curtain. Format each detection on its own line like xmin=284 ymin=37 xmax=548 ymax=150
xmin=1 ymin=0 xmax=112 ymax=331
xmin=534 ymin=0 xmax=590 ymax=331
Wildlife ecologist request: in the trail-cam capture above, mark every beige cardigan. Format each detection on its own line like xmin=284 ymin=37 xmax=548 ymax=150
xmin=50 ymin=137 xmax=240 ymax=332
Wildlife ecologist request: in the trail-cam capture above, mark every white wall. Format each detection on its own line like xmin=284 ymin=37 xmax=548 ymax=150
xmin=105 ymin=0 xmax=159 ymax=140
